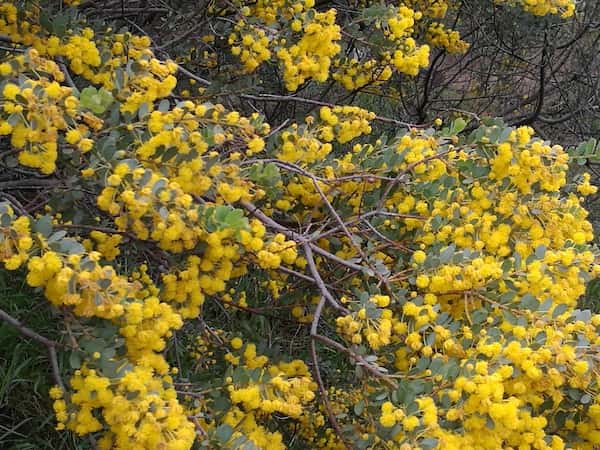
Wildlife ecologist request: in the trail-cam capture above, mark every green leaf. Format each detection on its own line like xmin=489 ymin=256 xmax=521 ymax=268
xmin=97 ymin=279 xmax=111 ymax=289
xmin=151 ymin=179 xmax=167 ymax=196
xmin=471 ymin=309 xmax=488 ymax=324
xmin=34 ymin=216 xmax=53 ymax=237
xmin=0 ymin=213 xmax=11 ymax=227
xmin=138 ymin=102 xmax=150 ymax=120
xmin=158 ymin=99 xmax=170 ymax=112
xmin=539 ymin=298 xmax=553 ymax=312
xmin=207 ymin=205 xmax=249 ymax=232
xmin=80 ymin=87 xmax=114 ymax=114
xmin=7 ymin=113 xmax=20 ymax=126
xmin=69 ymin=351 xmax=82 ymax=369
xmin=439 ymin=244 xmax=455 ymax=264
xmin=248 ymin=162 xmax=282 ymax=189
xmin=534 ymin=245 xmax=546 ymax=259
xmin=354 ymin=399 xmax=365 ymax=416
xmin=421 ymin=438 xmax=439 ymax=450
xmin=47 ymin=230 xmax=67 ymax=244
xmin=552 ymin=304 xmax=568 ymax=318
xmin=214 ymin=424 xmax=233 ymax=444
xmin=520 ymin=294 xmax=539 ymax=310
xmin=450 ymin=118 xmax=467 ymax=135
xmin=59 ymin=239 xmax=85 ymax=255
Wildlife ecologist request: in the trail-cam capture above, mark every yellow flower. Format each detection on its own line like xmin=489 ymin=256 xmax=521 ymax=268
xmin=66 ymin=129 xmax=82 ymax=145
xmin=0 ymin=121 xmax=13 ymax=135
xmin=413 ymin=250 xmax=426 ymax=264
xmin=573 ymin=360 xmax=588 ymax=375
xmin=415 ymin=274 xmax=430 ymax=288
xmin=45 ymin=82 xmax=63 ymax=98
xmin=3 ymin=83 xmax=20 ymax=100
xmin=231 ymin=337 xmax=243 ymax=350
xmin=78 ymin=138 xmax=94 ymax=152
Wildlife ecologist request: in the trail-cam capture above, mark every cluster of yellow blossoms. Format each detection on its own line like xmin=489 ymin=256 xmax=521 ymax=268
xmin=229 ymin=27 xmax=271 ymax=73
xmin=0 ymin=205 xmax=33 ymax=270
xmin=51 ymin=366 xmax=194 ymax=450
xmin=333 ymin=58 xmax=393 ymax=91
xmin=277 ymin=9 xmax=341 ymax=91
xmin=426 ymin=23 xmax=470 ymax=54
xmin=494 ymin=0 xmax=575 ymax=17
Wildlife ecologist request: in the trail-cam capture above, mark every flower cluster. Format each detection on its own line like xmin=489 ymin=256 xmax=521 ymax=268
xmin=495 ymin=0 xmax=575 ymax=17
xmin=276 ymin=9 xmax=341 ymax=91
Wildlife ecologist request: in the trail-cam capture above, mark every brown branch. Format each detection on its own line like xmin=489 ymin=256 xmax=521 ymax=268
xmin=309 ymin=296 xmax=351 ymax=450
xmin=312 ymin=334 xmax=398 ymax=389
xmin=242 ymin=158 xmax=396 ymax=183
xmin=240 ymin=200 xmax=365 ymax=273
xmin=302 ymin=243 xmax=348 ymax=314
xmin=238 ymin=93 xmax=422 ymax=128
xmin=0 ymin=307 xmax=65 ymax=391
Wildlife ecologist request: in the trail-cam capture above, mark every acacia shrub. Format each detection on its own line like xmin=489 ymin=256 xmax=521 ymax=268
xmin=0 ymin=1 xmax=600 ymax=450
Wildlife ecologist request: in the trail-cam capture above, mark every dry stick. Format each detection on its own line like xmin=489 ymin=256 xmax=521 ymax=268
xmin=0 ymin=192 xmax=27 ymax=215
xmin=190 ymin=416 xmax=208 ymax=438
xmin=309 ymin=296 xmax=351 ymax=450
xmin=306 ymin=266 xmax=396 ymax=388
xmin=276 ymin=265 xmax=316 ymax=283
xmin=306 ymin=172 xmax=392 ymax=293
xmin=0 ymin=307 xmax=65 ymax=391
xmin=302 ymin=243 xmax=348 ymax=314
xmin=0 ymin=179 xmax=62 ymax=189
xmin=361 ymin=220 xmax=412 ymax=252
xmin=305 ymin=234 xmax=389 ymax=441
xmin=238 ymin=93 xmax=422 ymax=128
xmin=242 ymin=158 xmax=396 ymax=183
xmin=174 ymin=64 xmax=211 ymax=86
xmin=167 ymin=65 xmax=422 ymax=129
xmin=314 ymin=210 xmax=425 ymax=242
xmin=311 ymin=334 xmax=398 ymax=389
xmin=56 ymin=57 xmax=79 ymax=94
xmin=277 ymin=265 xmax=350 ymax=295
xmin=56 ymin=223 xmax=134 ymax=237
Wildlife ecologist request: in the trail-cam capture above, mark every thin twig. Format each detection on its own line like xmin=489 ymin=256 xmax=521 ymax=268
xmin=302 ymin=243 xmax=348 ymax=314
xmin=0 ymin=307 xmax=65 ymax=391
xmin=310 ymin=336 xmax=351 ymax=450
xmin=240 ymin=200 xmax=365 ymax=273
xmin=312 ymin=334 xmax=398 ymax=389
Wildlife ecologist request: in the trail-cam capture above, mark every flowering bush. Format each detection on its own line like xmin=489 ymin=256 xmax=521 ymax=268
xmin=2 ymin=1 xmax=600 ymax=449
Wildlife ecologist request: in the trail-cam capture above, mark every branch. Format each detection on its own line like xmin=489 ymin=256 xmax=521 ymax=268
xmin=238 ymin=93 xmax=422 ymax=128
xmin=302 ymin=243 xmax=348 ymax=313
xmin=309 ymin=296 xmax=351 ymax=450
xmin=0 ymin=307 xmax=65 ymax=391
xmin=312 ymin=334 xmax=398 ymax=389
xmin=240 ymin=200 xmax=365 ymax=273
xmin=310 ymin=337 xmax=351 ymax=449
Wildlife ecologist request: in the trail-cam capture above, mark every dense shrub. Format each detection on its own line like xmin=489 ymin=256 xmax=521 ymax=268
xmin=1 ymin=1 xmax=600 ymax=449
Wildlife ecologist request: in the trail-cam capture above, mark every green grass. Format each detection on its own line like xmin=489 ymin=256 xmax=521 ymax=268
xmin=0 ymin=272 xmax=88 ymax=450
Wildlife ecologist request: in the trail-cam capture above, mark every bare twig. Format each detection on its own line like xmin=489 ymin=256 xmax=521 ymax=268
xmin=0 ymin=308 xmax=65 ymax=391
xmin=312 ymin=334 xmax=397 ymax=389
xmin=302 ymin=243 xmax=348 ymax=314
xmin=240 ymin=200 xmax=365 ymax=273
xmin=310 ymin=331 xmax=351 ymax=450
